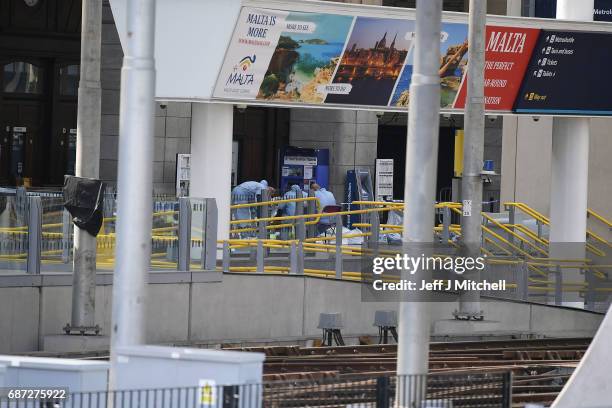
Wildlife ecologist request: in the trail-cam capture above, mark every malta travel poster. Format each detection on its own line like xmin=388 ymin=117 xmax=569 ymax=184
xmin=255 ymin=12 xmax=354 ymax=104
xmin=213 ymin=7 xmax=291 ymax=100
xmin=454 ymin=25 xmax=540 ymax=111
xmin=324 ymin=17 xmax=414 ymax=106
xmin=390 ymin=22 xmax=468 ymax=109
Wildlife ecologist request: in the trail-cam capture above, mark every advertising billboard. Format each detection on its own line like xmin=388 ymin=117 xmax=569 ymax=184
xmin=514 ymin=30 xmax=612 ymax=115
xmin=212 ymin=5 xmax=612 ymax=116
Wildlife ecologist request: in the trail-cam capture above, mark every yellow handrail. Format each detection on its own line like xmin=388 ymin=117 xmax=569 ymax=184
xmin=588 ymin=208 xmax=612 ymax=228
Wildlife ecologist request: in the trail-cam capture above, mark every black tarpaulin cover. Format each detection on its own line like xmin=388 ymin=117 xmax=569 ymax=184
xmin=63 ymin=176 xmax=105 ymax=236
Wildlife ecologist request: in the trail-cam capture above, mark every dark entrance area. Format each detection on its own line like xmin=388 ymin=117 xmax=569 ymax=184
xmin=377 ymin=124 xmax=456 ymax=202
xmin=0 ymin=0 xmax=81 ymax=187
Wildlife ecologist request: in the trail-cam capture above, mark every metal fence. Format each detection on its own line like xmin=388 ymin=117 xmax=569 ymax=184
xmin=0 ymin=373 xmax=513 ymax=408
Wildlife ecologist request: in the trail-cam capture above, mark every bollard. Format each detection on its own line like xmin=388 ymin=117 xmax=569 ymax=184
xmin=335 ymin=214 xmax=343 ymax=279
xmin=178 ymin=197 xmax=191 ymax=271
xmin=256 ymin=240 xmax=265 ymax=273
xmin=26 ymin=196 xmax=42 ymax=275
xmin=222 ymin=241 xmax=230 ymax=273
xmin=61 ymin=209 xmax=72 ymax=263
xmin=202 ymin=198 xmax=218 ymax=271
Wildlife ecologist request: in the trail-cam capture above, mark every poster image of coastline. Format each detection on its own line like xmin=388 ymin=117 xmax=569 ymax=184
xmin=391 ymin=22 xmax=468 ymax=108
xmin=324 ymin=17 xmax=413 ymax=106
xmin=256 ymin=12 xmax=353 ymax=104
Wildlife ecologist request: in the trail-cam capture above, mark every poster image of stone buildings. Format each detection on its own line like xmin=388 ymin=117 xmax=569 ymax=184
xmin=391 ymin=22 xmax=469 ymax=108
xmin=324 ymin=17 xmax=413 ymax=106
xmin=256 ymin=12 xmax=353 ymax=104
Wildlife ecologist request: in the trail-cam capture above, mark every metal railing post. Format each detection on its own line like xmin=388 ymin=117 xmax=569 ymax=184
xmin=62 ymin=209 xmax=72 ymax=263
xmin=256 ymin=240 xmax=264 ymax=273
xmin=585 ymin=266 xmax=595 ymax=311
xmin=295 ymin=196 xmax=306 ymax=241
xmin=507 ymin=205 xmax=516 ymax=247
xmin=258 ymin=190 xmax=270 ymax=241
xmin=26 ymin=196 xmax=42 ymax=275
xmin=335 ymin=214 xmax=343 ymax=279
xmin=178 ymin=197 xmax=191 ymax=271
xmin=222 ymin=241 xmax=230 ymax=273
xmin=202 ymin=198 xmax=218 ymax=271
xmin=370 ymin=210 xmax=380 ymax=255
xmin=297 ymin=241 xmax=304 ymax=275
xmin=441 ymin=206 xmax=451 ymax=243
xmin=518 ymin=260 xmax=529 ymax=301
xmin=375 ymin=376 xmax=391 ymax=408
xmin=289 ymin=241 xmax=298 ymax=274
xmin=554 ymin=265 xmax=563 ymax=306
xmin=307 ymin=190 xmax=317 ymax=238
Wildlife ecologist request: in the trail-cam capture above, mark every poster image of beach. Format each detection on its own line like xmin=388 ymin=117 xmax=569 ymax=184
xmin=256 ymin=12 xmax=353 ymax=104
xmin=390 ymin=22 xmax=468 ymax=108
xmin=324 ymin=17 xmax=414 ymax=106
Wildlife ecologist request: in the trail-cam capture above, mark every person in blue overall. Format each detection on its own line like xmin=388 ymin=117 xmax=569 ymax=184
xmin=312 ymin=183 xmax=338 ymax=233
xmin=278 ymin=184 xmax=308 ymax=217
xmin=231 ymin=180 xmax=272 ymax=228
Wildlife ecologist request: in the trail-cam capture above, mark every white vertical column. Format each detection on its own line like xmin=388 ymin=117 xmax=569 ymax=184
xmin=190 ymin=103 xmax=233 ymax=243
xmin=397 ymin=1 xmax=442 ymax=403
xmin=550 ymin=0 xmax=593 ymax=308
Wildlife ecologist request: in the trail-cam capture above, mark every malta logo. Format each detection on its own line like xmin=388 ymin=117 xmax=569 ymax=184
xmin=226 ymin=55 xmax=256 ymax=86
xmin=238 ymin=55 xmax=256 ymax=71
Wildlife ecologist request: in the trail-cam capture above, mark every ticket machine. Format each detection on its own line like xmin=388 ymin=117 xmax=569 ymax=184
xmin=278 ymin=146 xmax=329 ymax=193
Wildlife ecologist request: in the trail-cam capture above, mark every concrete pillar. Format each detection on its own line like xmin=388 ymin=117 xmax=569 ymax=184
xmin=190 ymin=103 xmax=233 ymax=243
xmin=549 ymin=0 xmax=593 ymax=309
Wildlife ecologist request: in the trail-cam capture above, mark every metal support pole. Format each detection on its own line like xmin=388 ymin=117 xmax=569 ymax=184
xmin=71 ymin=0 xmax=102 ymax=330
xmin=110 ymin=0 xmax=156 ymax=383
xmin=202 ymin=198 xmax=218 ymax=270
xmin=258 ymin=190 xmax=270 ymax=241
xmin=335 ymin=214 xmax=343 ymax=279
xmin=397 ymin=1 xmax=442 ymax=403
xmin=178 ymin=197 xmax=191 ymax=271
xmin=458 ymin=0 xmax=486 ymax=320
xmin=62 ymin=209 xmax=71 ymax=264
xmin=26 ymin=196 xmax=42 ymax=275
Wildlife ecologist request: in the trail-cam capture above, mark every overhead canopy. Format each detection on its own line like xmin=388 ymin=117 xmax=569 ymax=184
xmin=110 ymin=0 xmax=612 ymax=116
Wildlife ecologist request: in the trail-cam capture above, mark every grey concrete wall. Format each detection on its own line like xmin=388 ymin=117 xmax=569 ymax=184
xmin=0 ymin=274 xmax=605 ymax=354
xmin=101 ymin=3 xmax=191 ymax=195
xmin=290 ymin=109 xmax=379 ymax=198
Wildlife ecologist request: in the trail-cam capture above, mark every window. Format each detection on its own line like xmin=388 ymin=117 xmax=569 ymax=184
xmin=3 ymin=62 xmax=43 ymax=94
xmin=59 ymin=64 xmax=80 ymax=96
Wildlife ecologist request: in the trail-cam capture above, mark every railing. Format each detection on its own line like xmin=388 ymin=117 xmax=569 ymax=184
xmin=0 ymin=373 xmax=513 ymax=408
